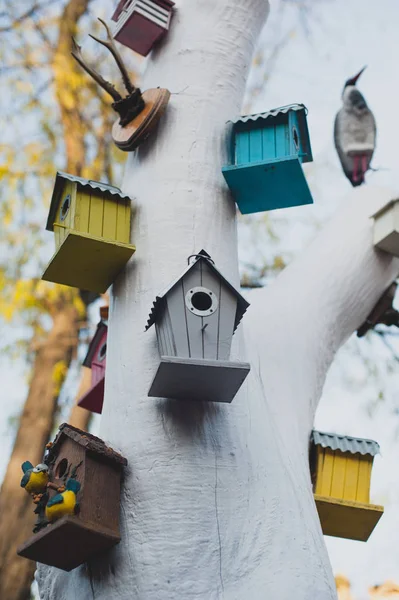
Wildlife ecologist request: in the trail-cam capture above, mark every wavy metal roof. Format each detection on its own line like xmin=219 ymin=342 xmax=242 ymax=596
xmin=229 ymin=103 xmax=308 ymax=125
xmin=46 ymin=171 xmax=132 ymax=231
xmin=145 ymin=249 xmax=250 ymax=333
xmin=311 ymin=430 xmax=380 ymax=456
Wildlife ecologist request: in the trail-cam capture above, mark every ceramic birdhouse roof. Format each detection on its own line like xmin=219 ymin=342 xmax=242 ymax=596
xmin=83 ymin=321 xmax=108 ymax=368
xmin=46 ymin=423 xmax=127 ymax=467
xmin=46 ymin=171 xmax=132 ymax=232
xmin=145 ymin=250 xmax=250 ymax=333
xmin=311 ymin=430 xmax=380 ymax=457
xmin=230 ymin=103 xmax=312 ymax=162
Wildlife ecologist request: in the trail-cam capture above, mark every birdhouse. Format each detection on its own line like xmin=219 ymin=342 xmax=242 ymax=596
xmin=42 ymin=172 xmax=136 ymax=292
xmin=112 ymin=0 xmax=175 ymax=57
xmin=145 ymin=250 xmax=250 ymax=403
xmin=310 ymin=430 xmax=383 ymax=541
xmin=17 ymin=423 xmax=127 ymax=571
xmin=78 ymin=320 xmax=108 ymax=414
xmin=372 ymin=199 xmax=399 ymax=257
xmin=222 ymin=104 xmax=314 ymax=214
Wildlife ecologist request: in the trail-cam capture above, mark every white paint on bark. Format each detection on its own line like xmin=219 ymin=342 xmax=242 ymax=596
xmin=36 ymin=0 xmax=399 ymax=597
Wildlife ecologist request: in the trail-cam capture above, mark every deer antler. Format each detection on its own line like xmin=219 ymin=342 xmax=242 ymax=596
xmin=89 ymin=18 xmax=135 ymax=95
xmin=71 ymin=37 xmax=122 ymax=102
xmin=71 ymin=20 xmax=145 ymax=128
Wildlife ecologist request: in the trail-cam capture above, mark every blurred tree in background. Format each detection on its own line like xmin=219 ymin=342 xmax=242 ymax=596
xmin=0 ymin=0 xmax=128 ymax=597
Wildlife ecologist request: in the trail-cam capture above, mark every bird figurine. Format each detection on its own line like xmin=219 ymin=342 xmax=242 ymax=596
xmin=45 ymin=478 xmax=81 ymax=523
xmin=20 ymin=462 xmax=49 ymax=501
xmin=357 ymin=282 xmax=399 ymax=337
xmin=334 ymin=66 xmax=376 ymax=186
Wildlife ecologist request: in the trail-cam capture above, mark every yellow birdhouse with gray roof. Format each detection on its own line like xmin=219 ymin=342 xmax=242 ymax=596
xmin=310 ymin=430 xmax=383 ymax=542
xmin=42 ymin=172 xmax=136 ymax=293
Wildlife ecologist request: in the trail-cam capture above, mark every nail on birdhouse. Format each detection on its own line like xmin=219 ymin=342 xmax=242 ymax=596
xmin=310 ymin=430 xmax=383 ymax=541
xmin=111 ymin=0 xmax=175 ymax=57
xmin=78 ymin=319 xmax=108 ymax=414
xmin=222 ymin=104 xmax=314 ymax=214
xmin=17 ymin=423 xmax=127 ymax=571
xmin=72 ymin=18 xmax=170 ymax=152
xmin=372 ymin=198 xmax=399 ymax=257
xmin=145 ymin=250 xmax=250 ymax=403
xmin=41 ymin=171 xmax=135 ymax=292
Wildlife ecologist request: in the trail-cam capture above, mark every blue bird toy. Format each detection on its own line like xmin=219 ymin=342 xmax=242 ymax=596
xmin=20 ymin=461 xmax=49 ymax=500
xmin=45 ymin=478 xmax=81 ymax=523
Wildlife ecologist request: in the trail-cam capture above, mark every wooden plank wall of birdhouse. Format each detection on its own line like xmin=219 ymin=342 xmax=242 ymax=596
xmin=90 ymin=329 xmax=107 ymax=386
xmin=155 ymin=301 xmax=177 ymax=357
xmin=80 ymin=453 xmax=122 ymax=533
xmin=234 ymin=115 xmax=290 ymax=166
xmin=73 ymin=187 xmax=131 ymax=244
xmin=54 ymin=181 xmax=75 ymax=250
xmin=314 ymin=446 xmax=373 ymax=503
xmin=288 ymin=111 xmax=301 ymax=159
xmin=216 ymin=284 xmax=237 ymax=360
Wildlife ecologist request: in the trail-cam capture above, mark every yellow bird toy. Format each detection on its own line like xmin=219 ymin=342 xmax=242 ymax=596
xmin=20 ymin=462 xmax=49 ymax=500
xmin=45 ymin=478 xmax=81 ymax=523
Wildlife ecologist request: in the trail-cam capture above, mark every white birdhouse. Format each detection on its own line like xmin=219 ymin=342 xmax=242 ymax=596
xmin=372 ymin=199 xmax=399 ymax=257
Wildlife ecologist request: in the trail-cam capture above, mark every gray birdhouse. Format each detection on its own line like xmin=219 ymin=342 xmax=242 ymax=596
xmin=145 ymin=250 xmax=250 ymax=403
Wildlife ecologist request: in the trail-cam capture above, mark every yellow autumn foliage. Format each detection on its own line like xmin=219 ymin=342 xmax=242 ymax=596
xmin=52 ymin=360 xmax=68 ymax=396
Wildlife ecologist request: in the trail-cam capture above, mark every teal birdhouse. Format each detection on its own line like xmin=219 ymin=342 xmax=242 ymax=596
xmin=222 ymin=104 xmax=314 ymax=214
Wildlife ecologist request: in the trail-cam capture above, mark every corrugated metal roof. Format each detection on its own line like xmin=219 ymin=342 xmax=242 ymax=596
xmin=145 ymin=249 xmax=250 ymax=333
xmin=46 ymin=171 xmax=132 ymax=231
xmin=311 ymin=430 xmax=380 ymax=456
xmin=229 ymin=103 xmax=307 ymax=125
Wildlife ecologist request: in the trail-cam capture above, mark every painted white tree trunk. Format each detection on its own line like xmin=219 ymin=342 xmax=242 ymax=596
xmin=37 ymin=1 xmax=399 ymax=598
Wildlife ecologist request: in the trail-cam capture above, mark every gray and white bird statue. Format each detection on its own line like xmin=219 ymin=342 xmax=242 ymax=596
xmin=334 ymin=66 xmax=376 ymax=186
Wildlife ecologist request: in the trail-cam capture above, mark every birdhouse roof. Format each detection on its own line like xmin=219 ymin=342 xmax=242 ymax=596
xmin=46 ymin=171 xmax=132 ymax=232
xmin=47 ymin=423 xmax=127 ymax=466
xmin=229 ymin=103 xmax=308 ymax=125
xmin=145 ymin=250 xmax=250 ymax=332
xmin=83 ymin=321 xmax=108 ymax=368
xmin=112 ymin=0 xmax=174 ymax=21
xmin=311 ymin=430 xmax=380 ymax=457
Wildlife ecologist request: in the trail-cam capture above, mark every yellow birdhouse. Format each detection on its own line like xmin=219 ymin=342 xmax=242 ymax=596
xmin=310 ymin=430 xmax=383 ymax=542
xmin=42 ymin=172 xmax=136 ymax=293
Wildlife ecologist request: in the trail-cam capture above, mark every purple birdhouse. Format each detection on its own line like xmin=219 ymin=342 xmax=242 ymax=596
xmin=78 ymin=320 xmax=107 ymax=414
xmin=112 ymin=0 xmax=175 ymax=57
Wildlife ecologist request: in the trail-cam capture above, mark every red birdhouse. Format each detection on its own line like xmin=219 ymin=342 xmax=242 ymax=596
xmin=78 ymin=321 xmax=107 ymax=414
xmin=112 ymin=0 xmax=175 ymax=57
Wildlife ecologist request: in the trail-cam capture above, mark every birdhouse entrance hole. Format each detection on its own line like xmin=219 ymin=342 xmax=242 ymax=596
xmin=98 ymin=343 xmax=107 ymax=361
xmin=56 ymin=458 xmax=68 ymax=479
xmin=292 ymin=127 xmax=299 ymax=150
xmin=60 ymin=195 xmax=71 ymax=221
xmin=185 ymin=286 xmax=218 ymax=317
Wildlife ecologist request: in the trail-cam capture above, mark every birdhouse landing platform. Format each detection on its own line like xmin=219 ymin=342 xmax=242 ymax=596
xmin=17 ymin=515 xmax=120 ymax=572
xmin=42 ymin=230 xmax=135 ymax=293
xmin=314 ymin=495 xmax=383 ymax=542
xmin=148 ymin=356 xmax=250 ymax=403
xmin=223 ymin=155 xmax=313 ymax=214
